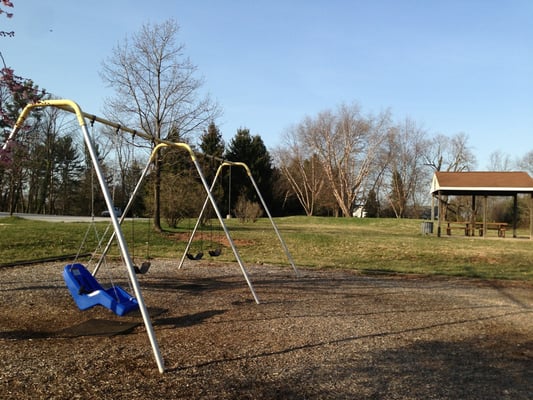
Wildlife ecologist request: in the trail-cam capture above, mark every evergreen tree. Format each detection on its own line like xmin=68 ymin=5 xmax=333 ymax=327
xmin=364 ymin=189 xmax=380 ymax=217
xmin=224 ymin=128 xmax=273 ymax=214
xmin=51 ymin=135 xmax=83 ymax=215
xmin=200 ymin=122 xmax=225 ymax=158
xmin=198 ymin=122 xmax=225 ymax=215
xmin=199 ymin=121 xmax=224 ymax=181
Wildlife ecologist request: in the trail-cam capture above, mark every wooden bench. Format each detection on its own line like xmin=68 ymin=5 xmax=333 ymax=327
xmin=444 ymin=221 xmax=508 ymax=238
xmin=445 ymin=222 xmax=468 ymax=236
xmin=477 ymin=222 xmax=507 ymax=238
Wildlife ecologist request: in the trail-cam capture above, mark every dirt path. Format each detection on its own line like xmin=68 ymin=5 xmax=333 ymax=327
xmin=1 ymin=260 xmax=532 ymax=399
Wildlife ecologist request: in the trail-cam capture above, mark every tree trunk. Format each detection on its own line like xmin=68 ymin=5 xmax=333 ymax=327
xmin=153 ymin=153 xmax=162 ymax=232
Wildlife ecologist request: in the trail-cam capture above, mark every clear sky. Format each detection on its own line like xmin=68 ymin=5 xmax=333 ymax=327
xmin=1 ymin=0 xmax=531 ymax=169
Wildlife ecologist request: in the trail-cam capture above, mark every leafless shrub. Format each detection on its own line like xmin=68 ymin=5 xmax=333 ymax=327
xmin=234 ymin=194 xmax=263 ymax=222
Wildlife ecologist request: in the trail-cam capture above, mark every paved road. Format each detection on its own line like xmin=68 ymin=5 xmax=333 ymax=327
xmin=0 ymin=212 xmax=131 ymax=223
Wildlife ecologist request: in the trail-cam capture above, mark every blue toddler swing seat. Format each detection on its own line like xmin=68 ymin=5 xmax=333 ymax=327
xmin=63 ymin=263 xmax=139 ymax=316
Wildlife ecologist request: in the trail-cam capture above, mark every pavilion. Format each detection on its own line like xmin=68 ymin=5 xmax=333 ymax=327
xmin=430 ymin=171 xmax=533 ymax=238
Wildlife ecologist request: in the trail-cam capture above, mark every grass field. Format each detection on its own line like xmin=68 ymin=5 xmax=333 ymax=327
xmin=1 ymin=215 xmax=532 ymax=281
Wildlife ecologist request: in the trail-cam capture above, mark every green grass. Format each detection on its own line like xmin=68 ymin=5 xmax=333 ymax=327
xmin=1 ymin=215 xmax=532 ymax=281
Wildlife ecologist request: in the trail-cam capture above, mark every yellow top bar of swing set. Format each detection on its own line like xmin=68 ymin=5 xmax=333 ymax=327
xmin=11 ymin=99 xmax=259 ymax=177
xmin=14 ymin=99 xmax=87 ymax=129
xmin=11 ymin=99 xmax=198 ymax=161
xmin=215 ymin=161 xmax=253 ymax=178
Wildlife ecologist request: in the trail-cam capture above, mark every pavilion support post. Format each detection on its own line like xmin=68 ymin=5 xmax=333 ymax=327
xmin=482 ymin=196 xmax=488 ymax=238
xmin=530 ymin=194 xmax=533 ymax=240
xmin=430 ymin=195 xmax=435 ymax=222
xmin=513 ymin=194 xmax=518 ymax=238
xmin=437 ymin=192 xmax=442 ymax=237
xmin=470 ymin=195 xmax=476 ymax=236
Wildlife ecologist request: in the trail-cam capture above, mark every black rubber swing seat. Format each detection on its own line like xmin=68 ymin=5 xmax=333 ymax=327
xmin=208 ymin=248 xmax=222 ymax=257
xmin=134 ymin=261 xmax=151 ymax=274
xmin=186 ymin=252 xmax=204 ymax=261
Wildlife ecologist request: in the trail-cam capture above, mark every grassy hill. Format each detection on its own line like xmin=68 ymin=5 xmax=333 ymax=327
xmin=1 ymin=216 xmax=532 ymax=281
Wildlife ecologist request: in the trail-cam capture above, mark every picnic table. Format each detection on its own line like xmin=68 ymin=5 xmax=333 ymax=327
xmin=445 ymin=222 xmax=507 ymax=237
xmin=477 ymin=222 xmax=507 ymax=237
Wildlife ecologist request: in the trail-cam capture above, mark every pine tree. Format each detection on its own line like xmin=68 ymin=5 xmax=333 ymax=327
xmin=225 ymin=128 xmax=273 ymax=213
xmin=200 ymin=122 xmax=225 ymax=158
xmin=364 ymin=189 xmax=380 ymax=217
xmin=199 ymin=122 xmax=225 ymax=181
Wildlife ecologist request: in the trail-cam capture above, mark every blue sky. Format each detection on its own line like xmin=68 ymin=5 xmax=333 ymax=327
xmin=1 ymin=0 xmax=532 ymax=169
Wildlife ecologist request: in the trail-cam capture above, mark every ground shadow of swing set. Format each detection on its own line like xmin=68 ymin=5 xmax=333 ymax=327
xmin=1 ymin=99 xmax=299 ymax=374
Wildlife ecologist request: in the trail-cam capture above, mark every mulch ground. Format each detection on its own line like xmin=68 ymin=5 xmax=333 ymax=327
xmin=1 ymin=259 xmax=532 ymax=399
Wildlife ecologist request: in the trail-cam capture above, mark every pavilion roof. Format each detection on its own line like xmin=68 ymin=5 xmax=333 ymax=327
xmin=431 ymin=171 xmax=533 ymax=196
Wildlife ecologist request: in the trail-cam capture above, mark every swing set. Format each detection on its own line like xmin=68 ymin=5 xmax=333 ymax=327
xmin=1 ymin=99 xmax=299 ymax=374
xmin=179 ymin=161 xmax=300 ymax=280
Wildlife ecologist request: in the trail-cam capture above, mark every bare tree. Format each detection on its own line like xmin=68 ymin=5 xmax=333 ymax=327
xmin=297 ymin=103 xmax=390 ymax=217
xmin=424 ymin=132 xmax=476 ymax=172
xmin=385 ymin=118 xmax=430 ymax=217
xmin=424 ymin=132 xmax=476 ymax=221
xmin=274 ymin=128 xmax=326 ymax=216
xmin=517 ymin=150 xmax=533 ymax=176
xmin=487 ymin=150 xmax=513 ymax=171
xmin=100 ymin=19 xmax=220 ymax=231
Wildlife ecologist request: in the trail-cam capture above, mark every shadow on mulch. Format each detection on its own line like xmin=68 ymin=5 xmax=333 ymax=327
xmin=57 ymin=318 xmax=140 ymax=337
xmin=0 ymin=307 xmax=227 ymax=339
xmin=153 ymin=309 xmax=226 ymax=329
xmin=191 ymin=336 xmax=533 ymax=399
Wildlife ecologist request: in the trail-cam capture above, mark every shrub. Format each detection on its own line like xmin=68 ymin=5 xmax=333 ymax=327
xmin=234 ymin=194 xmax=263 ymax=222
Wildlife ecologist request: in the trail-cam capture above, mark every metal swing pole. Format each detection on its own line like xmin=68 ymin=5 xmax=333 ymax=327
xmin=160 ymin=143 xmax=260 ymax=304
xmin=221 ymin=162 xmax=300 ymax=277
xmin=93 ymin=143 xmax=164 ymax=276
xmin=6 ymin=100 xmax=165 ymax=374
xmin=178 ymin=165 xmax=221 ymax=269
xmin=76 ymin=106 xmax=165 ymax=374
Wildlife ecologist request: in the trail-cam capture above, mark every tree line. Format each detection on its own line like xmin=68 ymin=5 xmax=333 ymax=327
xmin=274 ymin=104 xmax=480 ymax=218
xmin=2 ymin=16 xmax=532 ymax=225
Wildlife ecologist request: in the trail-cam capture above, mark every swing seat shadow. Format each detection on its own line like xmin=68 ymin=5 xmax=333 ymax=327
xmin=63 ymin=263 xmax=140 ymax=317
xmin=154 ymin=309 xmax=226 ymax=329
xmin=57 ymin=309 xmax=222 ymax=337
xmin=57 ymin=318 xmax=140 ymax=337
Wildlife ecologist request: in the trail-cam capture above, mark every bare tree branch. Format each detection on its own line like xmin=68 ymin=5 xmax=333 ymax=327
xmin=100 ymin=19 xmax=221 ymax=230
